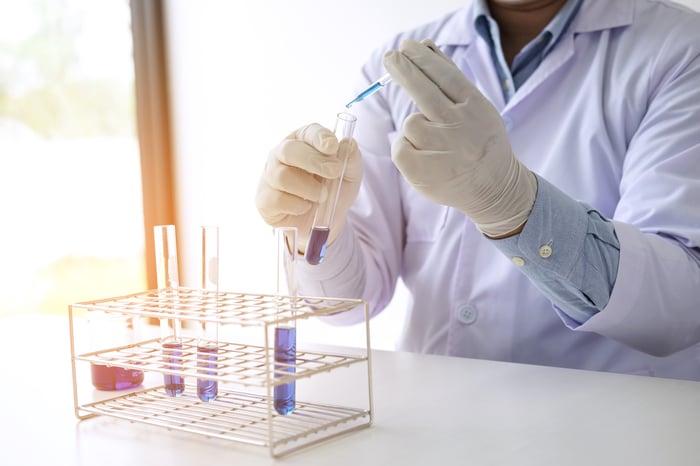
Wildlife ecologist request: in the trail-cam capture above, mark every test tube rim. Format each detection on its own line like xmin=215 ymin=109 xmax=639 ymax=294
xmin=336 ymin=111 xmax=357 ymax=124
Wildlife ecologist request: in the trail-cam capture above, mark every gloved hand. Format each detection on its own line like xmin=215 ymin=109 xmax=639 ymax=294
xmin=383 ymin=39 xmax=537 ymax=237
xmin=255 ymin=123 xmax=363 ymax=253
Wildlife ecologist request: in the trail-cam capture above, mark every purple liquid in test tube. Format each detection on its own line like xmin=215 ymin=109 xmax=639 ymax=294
xmin=274 ymin=227 xmax=298 ymax=415
xmin=305 ymin=227 xmax=330 ymax=265
xmin=197 ymin=226 xmax=219 ymax=402
xmin=274 ymin=326 xmax=296 ymax=415
xmin=197 ymin=344 xmax=218 ymax=401
xmin=163 ymin=340 xmax=185 ymax=396
xmin=154 ymin=225 xmax=184 ymax=397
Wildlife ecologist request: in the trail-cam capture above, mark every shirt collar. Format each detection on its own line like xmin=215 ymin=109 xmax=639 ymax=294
xmin=474 ymin=0 xmax=584 ymax=55
xmin=430 ymin=0 xmax=635 ymax=49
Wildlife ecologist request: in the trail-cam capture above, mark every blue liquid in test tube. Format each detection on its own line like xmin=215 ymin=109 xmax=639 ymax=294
xmin=274 ymin=326 xmax=296 ymax=415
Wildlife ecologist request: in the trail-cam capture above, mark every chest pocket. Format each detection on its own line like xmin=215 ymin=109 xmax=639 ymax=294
xmin=402 ymin=181 xmax=450 ymax=243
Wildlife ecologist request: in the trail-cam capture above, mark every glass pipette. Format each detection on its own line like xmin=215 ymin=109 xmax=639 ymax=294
xmin=345 ymin=73 xmax=392 ymax=108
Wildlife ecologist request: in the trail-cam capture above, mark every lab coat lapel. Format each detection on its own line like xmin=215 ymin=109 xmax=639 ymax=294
xmin=504 ymin=33 xmax=575 ymax=113
xmin=437 ymin=2 xmax=506 ymax=111
xmin=455 ymin=40 xmax=507 ymax=112
xmin=503 ymin=0 xmax=634 ymax=113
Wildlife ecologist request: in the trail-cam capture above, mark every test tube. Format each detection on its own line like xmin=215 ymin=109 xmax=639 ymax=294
xmin=305 ymin=112 xmax=357 ymax=265
xmin=197 ymin=225 xmax=219 ymax=402
xmin=274 ymin=227 xmax=298 ymax=415
xmin=154 ymin=224 xmax=185 ymax=397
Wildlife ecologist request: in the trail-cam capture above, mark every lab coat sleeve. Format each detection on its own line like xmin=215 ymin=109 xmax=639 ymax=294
xmin=294 ymin=224 xmax=368 ymax=325
xmin=495 ymin=17 xmax=700 ymax=356
xmin=493 ymin=174 xmax=700 ymax=357
xmin=583 ymin=23 xmax=700 ymax=356
xmin=580 ymin=222 xmax=700 ymax=356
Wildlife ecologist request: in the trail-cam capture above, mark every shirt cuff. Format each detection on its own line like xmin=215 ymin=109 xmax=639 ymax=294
xmin=489 ymin=174 xmax=601 ymax=325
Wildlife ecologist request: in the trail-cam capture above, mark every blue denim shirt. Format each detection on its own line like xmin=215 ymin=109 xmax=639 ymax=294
xmin=475 ymin=0 xmax=618 ymax=324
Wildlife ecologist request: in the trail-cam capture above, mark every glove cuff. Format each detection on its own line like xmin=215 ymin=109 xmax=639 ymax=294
xmin=473 ymin=158 xmax=537 ymax=237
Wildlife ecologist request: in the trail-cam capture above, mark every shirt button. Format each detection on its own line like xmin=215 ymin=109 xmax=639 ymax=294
xmin=457 ymin=305 xmax=478 ymax=325
xmin=539 ymin=244 xmax=553 ymax=258
xmin=511 ymin=256 xmax=525 ymax=267
xmin=502 ymin=116 xmax=513 ymax=131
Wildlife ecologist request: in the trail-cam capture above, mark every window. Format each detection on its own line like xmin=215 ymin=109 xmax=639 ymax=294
xmin=0 ymin=0 xmax=147 ymax=315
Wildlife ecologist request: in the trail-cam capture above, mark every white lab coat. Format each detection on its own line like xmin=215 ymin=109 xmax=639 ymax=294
xmin=297 ymin=0 xmax=700 ymax=380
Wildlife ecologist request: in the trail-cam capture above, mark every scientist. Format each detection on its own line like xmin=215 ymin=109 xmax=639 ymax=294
xmin=255 ymin=0 xmax=700 ymax=380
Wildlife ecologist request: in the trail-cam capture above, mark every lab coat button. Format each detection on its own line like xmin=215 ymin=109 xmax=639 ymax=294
xmin=511 ymin=256 xmax=525 ymax=267
xmin=457 ymin=305 xmax=478 ymax=325
xmin=539 ymin=244 xmax=553 ymax=258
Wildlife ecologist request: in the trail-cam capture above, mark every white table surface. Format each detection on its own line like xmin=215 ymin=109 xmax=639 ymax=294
xmin=1 ymin=313 xmax=699 ymax=466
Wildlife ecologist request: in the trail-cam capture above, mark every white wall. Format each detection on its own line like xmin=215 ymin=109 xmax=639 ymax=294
xmin=163 ymin=0 xmax=700 ymax=349
xmin=163 ymin=0 xmax=466 ymax=349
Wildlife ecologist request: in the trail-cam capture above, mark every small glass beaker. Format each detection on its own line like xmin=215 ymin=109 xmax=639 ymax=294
xmin=89 ymin=311 xmax=144 ymax=391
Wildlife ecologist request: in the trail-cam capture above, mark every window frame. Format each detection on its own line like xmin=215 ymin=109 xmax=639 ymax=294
xmin=130 ymin=0 xmax=177 ymax=289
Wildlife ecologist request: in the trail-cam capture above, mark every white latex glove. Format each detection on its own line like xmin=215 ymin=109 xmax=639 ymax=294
xmin=383 ymin=39 xmax=537 ymax=237
xmin=255 ymin=123 xmax=362 ymax=253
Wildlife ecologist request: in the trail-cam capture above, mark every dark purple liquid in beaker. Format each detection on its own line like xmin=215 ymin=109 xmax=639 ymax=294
xmin=305 ymin=227 xmax=330 ymax=265
xmin=274 ymin=326 xmax=296 ymax=415
xmin=163 ymin=341 xmax=185 ymax=396
xmin=197 ymin=344 xmax=218 ymax=402
xmin=91 ymin=363 xmax=144 ymax=391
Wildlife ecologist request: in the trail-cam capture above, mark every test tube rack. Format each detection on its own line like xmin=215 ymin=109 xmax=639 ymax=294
xmin=68 ymin=288 xmax=373 ymax=458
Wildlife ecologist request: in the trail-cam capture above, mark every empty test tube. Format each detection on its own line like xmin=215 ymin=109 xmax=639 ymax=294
xmin=154 ymin=224 xmax=185 ymax=397
xmin=274 ymin=227 xmax=298 ymax=415
xmin=305 ymin=112 xmax=357 ymax=265
xmin=197 ymin=225 xmax=219 ymax=402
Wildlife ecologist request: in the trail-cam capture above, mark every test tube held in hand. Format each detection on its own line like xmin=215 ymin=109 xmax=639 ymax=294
xmin=274 ymin=227 xmax=298 ymax=415
xmin=305 ymin=112 xmax=357 ymax=265
xmin=197 ymin=226 xmax=219 ymax=402
xmin=154 ymin=225 xmax=185 ymax=397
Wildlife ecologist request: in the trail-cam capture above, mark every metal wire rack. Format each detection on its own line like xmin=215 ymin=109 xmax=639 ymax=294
xmin=68 ymin=288 xmax=373 ymax=457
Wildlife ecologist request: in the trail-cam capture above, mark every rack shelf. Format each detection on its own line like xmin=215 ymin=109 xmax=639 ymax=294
xmin=69 ymin=288 xmax=373 ymax=457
